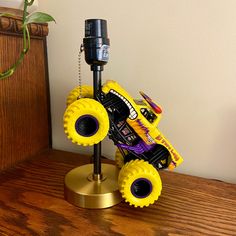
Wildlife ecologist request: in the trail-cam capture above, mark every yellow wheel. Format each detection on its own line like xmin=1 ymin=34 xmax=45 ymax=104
xmin=118 ymin=159 xmax=162 ymax=208
xmin=115 ymin=148 xmax=127 ymax=168
xmin=66 ymin=85 xmax=93 ymax=106
xmin=64 ymin=98 xmax=109 ymax=146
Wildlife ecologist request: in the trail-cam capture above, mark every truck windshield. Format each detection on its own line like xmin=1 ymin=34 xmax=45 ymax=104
xmin=140 ymin=108 xmax=157 ymax=123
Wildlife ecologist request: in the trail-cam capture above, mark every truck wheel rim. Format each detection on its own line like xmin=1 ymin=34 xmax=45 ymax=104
xmin=75 ymin=115 xmax=99 ymax=137
xmin=131 ymin=178 xmax=152 ymax=198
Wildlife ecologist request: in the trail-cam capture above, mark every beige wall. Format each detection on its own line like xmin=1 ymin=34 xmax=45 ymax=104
xmin=39 ymin=0 xmax=236 ymax=183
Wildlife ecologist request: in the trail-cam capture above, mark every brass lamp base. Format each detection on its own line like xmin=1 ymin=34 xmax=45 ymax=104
xmin=64 ymin=163 xmax=123 ymax=209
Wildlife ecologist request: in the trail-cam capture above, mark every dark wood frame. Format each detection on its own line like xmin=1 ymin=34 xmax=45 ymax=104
xmin=0 ymin=15 xmax=51 ymax=170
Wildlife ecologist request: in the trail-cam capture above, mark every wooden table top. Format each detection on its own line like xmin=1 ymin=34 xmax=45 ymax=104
xmin=0 ymin=149 xmax=235 ymax=236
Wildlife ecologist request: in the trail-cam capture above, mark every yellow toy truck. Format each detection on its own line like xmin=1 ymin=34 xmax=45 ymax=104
xmin=64 ymin=80 xmax=183 ymax=207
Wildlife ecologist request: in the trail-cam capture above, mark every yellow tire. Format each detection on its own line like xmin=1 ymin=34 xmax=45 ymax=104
xmin=64 ymin=98 xmax=109 ymax=146
xmin=115 ymin=148 xmax=127 ymax=168
xmin=66 ymin=85 xmax=93 ymax=106
xmin=118 ymin=159 xmax=162 ymax=208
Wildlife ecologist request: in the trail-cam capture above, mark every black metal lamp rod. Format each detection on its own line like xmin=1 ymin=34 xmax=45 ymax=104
xmin=93 ymin=67 xmax=103 ymax=176
xmin=83 ymin=19 xmax=110 ymax=180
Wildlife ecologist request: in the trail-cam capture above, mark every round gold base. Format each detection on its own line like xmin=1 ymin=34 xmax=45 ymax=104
xmin=64 ymin=164 xmax=123 ymax=209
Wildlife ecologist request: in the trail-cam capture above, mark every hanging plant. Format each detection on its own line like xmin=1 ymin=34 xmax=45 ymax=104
xmin=0 ymin=0 xmax=55 ymax=80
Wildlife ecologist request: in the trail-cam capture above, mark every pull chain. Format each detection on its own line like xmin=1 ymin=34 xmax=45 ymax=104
xmin=78 ymin=44 xmax=84 ymax=98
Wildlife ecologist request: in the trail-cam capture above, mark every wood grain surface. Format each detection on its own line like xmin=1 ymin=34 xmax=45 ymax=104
xmin=0 ymin=23 xmax=50 ymax=170
xmin=0 ymin=15 xmax=48 ymax=37
xmin=0 ymin=149 xmax=235 ymax=236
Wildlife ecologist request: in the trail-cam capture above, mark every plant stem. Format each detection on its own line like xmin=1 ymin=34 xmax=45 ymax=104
xmin=0 ymin=0 xmax=33 ymax=80
xmin=22 ymin=0 xmax=28 ymax=50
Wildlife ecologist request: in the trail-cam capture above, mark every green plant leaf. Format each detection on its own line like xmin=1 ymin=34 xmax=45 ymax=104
xmin=25 ymin=12 xmax=56 ymax=25
xmin=0 ymin=13 xmax=16 ymax=18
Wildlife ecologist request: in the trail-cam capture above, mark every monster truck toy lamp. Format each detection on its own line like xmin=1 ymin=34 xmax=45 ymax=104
xmin=63 ymin=19 xmax=183 ymax=209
